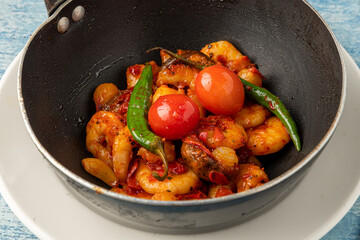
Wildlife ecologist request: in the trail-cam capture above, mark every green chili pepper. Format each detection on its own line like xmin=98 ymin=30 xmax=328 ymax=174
xmin=240 ymin=80 xmax=301 ymax=151
xmin=127 ymin=64 xmax=169 ymax=181
xmin=147 ymin=47 xmax=301 ymax=151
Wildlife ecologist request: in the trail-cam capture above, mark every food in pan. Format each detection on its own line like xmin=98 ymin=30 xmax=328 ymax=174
xmin=82 ymin=40 xmax=300 ymax=201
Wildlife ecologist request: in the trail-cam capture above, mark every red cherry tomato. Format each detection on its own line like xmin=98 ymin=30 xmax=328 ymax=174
xmin=148 ymin=94 xmax=200 ymax=140
xmin=195 ymin=65 xmax=245 ymax=115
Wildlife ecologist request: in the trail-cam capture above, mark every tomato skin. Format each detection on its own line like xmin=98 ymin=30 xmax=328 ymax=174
xmin=195 ymin=65 xmax=245 ymax=115
xmin=148 ymin=94 xmax=200 ymax=140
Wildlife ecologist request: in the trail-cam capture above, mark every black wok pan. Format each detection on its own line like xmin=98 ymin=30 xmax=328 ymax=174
xmin=18 ymin=0 xmax=345 ymax=233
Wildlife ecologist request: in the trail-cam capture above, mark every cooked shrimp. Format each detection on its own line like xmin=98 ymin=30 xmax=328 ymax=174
xmin=236 ymin=164 xmax=269 ymax=192
xmin=212 ymin=147 xmax=239 ymax=168
xmin=208 ymin=184 xmax=233 ymax=198
xmin=93 ymin=83 xmax=120 ymax=111
xmin=135 ymin=159 xmax=199 ymax=195
xmin=226 ymin=55 xmax=254 ymax=73
xmin=94 ymin=89 xmax=132 ymax=124
xmin=187 ymin=88 xmax=206 ymax=118
xmin=86 ymin=111 xmax=124 ymax=167
xmin=82 ymin=158 xmax=119 ymax=187
xmin=198 ymin=116 xmax=247 ymax=149
xmin=201 ymin=40 xmax=243 ymax=63
xmin=238 ymin=67 xmax=263 ymax=87
xmin=112 ymin=126 xmax=134 ymax=183
xmin=156 ymin=64 xmax=199 ymax=90
xmin=233 ymin=103 xmax=271 ymax=129
xmin=126 ymin=61 xmax=159 ymax=89
xmin=200 ymin=40 xmax=254 ymax=73
xmin=152 ymin=191 xmax=178 ymax=201
xmin=181 ymin=135 xmax=238 ymax=181
xmin=152 ymin=85 xmax=185 ymax=103
xmin=246 ymin=116 xmax=291 ymax=155
xmin=137 ymin=140 xmax=176 ymax=164
xmin=246 ymin=156 xmax=263 ymax=167
xmin=181 ymin=136 xmax=221 ymax=181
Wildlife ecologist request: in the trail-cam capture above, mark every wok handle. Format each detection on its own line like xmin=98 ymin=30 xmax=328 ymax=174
xmin=44 ymin=0 xmax=66 ymax=16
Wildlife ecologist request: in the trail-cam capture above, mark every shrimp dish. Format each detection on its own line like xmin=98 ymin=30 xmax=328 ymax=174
xmin=82 ymin=40 xmax=299 ymax=201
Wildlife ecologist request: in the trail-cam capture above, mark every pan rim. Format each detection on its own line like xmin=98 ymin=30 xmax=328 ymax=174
xmin=17 ymin=0 xmax=346 ymax=206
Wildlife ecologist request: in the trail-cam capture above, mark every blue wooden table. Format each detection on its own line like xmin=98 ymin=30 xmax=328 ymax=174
xmin=0 ymin=0 xmax=359 ymax=239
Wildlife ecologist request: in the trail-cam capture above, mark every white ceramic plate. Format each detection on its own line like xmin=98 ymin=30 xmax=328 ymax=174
xmin=0 ymin=47 xmax=359 ymax=240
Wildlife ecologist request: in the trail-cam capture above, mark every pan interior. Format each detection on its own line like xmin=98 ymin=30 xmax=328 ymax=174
xmin=21 ymin=0 xmax=342 ymax=188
